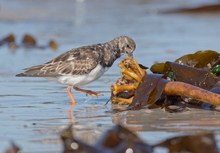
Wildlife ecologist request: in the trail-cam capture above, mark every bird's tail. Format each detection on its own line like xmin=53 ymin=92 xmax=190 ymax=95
xmin=16 ymin=65 xmax=45 ymax=77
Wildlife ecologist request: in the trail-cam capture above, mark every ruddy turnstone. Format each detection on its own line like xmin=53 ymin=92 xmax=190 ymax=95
xmin=16 ymin=36 xmax=136 ymax=106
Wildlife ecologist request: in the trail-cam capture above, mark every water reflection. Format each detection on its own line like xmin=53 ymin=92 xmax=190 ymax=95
xmin=110 ymin=106 xmax=220 ymax=132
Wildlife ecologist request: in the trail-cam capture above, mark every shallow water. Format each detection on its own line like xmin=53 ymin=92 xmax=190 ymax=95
xmin=0 ymin=0 xmax=220 ymax=152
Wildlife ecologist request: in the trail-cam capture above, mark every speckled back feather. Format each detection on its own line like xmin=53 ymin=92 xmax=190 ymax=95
xmin=16 ymin=36 xmax=136 ymax=77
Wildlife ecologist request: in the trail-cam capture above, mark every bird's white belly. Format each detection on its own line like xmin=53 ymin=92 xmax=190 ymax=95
xmin=57 ymin=64 xmax=108 ymax=86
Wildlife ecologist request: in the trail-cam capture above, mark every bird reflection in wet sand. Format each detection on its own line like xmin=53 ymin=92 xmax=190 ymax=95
xmin=16 ymin=36 xmax=136 ymax=112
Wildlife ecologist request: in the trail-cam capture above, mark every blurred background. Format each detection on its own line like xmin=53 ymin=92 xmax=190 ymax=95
xmin=0 ymin=0 xmax=220 ymax=152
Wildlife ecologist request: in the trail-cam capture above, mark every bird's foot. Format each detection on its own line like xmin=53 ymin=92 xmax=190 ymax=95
xmin=73 ymin=86 xmax=103 ymax=97
xmin=86 ymin=90 xmax=103 ymax=97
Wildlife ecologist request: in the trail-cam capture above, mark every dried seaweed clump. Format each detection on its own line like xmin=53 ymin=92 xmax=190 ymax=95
xmin=111 ymin=57 xmax=146 ymax=105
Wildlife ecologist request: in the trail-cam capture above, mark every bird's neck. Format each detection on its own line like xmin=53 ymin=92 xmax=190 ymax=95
xmin=100 ymin=40 xmax=121 ymax=67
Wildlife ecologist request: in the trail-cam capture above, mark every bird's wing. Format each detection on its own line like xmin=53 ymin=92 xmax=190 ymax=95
xmin=16 ymin=46 xmax=101 ymax=77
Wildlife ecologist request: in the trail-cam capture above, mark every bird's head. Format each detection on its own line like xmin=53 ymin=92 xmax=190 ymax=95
xmin=116 ymin=36 xmax=136 ymax=57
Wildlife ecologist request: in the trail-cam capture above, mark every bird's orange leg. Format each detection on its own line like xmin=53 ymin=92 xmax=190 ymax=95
xmin=67 ymin=86 xmax=76 ymax=124
xmin=67 ymin=86 xmax=76 ymax=105
xmin=73 ymin=86 xmax=102 ymax=97
xmin=67 ymin=86 xmax=76 ymax=109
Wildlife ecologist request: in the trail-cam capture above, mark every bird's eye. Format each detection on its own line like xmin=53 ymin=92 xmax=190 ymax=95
xmin=126 ymin=44 xmax=130 ymax=48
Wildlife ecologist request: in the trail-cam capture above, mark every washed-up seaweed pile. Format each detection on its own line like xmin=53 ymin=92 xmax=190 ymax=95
xmin=0 ymin=34 xmax=58 ymax=51
xmin=5 ymin=124 xmax=219 ymax=153
xmin=60 ymin=124 xmax=218 ymax=153
xmin=111 ymin=50 xmax=220 ymax=112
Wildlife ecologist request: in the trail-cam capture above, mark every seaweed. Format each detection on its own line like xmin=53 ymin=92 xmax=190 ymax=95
xmin=111 ymin=50 xmax=220 ymax=111
xmin=151 ymin=50 xmax=220 ymax=72
xmin=4 ymin=142 xmax=20 ymax=153
xmin=61 ymin=124 xmax=218 ymax=153
xmin=0 ymin=33 xmax=58 ymax=51
xmin=4 ymin=124 xmax=219 ymax=153
xmin=130 ymin=74 xmax=167 ymax=108
xmin=154 ymin=133 xmax=218 ymax=153
xmin=61 ymin=124 xmax=153 ymax=153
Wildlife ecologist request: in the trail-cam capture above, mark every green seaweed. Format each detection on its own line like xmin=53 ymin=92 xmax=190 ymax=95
xmin=175 ymin=50 xmax=220 ymax=69
xmin=151 ymin=50 xmax=220 ymax=74
xmin=211 ymin=64 xmax=220 ymax=76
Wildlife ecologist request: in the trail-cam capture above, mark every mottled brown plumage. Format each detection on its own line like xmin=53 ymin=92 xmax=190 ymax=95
xmin=16 ymin=36 xmax=136 ymax=106
xmin=17 ymin=36 xmax=135 ymax=77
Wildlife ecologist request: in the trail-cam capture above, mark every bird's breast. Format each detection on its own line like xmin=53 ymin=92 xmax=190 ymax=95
xmin=57 ymin=64 xmax=109 ymax=86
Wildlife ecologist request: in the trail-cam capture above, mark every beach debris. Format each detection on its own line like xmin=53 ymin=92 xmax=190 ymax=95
xmin=154 ymin=133 xmax=218 ymax=153
xmin=4 ymin=142 xmax=21 ymax=153
xmin=111 ymin=57 xmax=146 ymax=105
xmin=49 ymin=40 xmax=58 ymax=51
xmin=22 ymin=34 xmax=37 ymax=47
xmin=175 ymin=50 xmax=219 ymax=69
xmin=3 ymin=125 xmax=218 ymax=153
xmin=162 ymin=4 xmax=220 ymax=14
xmin=61 ymin=124 xmax=152 ymax=153
xmin=60 ymin=124 xmax=218 ymax=153
xmin=0 ymin=34 xmax=18 ymax=50
xmin=111 ymin=50 xmax=220 ymax=111
xmin=0 ymin=34 xmax=15 ymax=45
xmin=0 ymin=33 xmax=58 ymax=51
